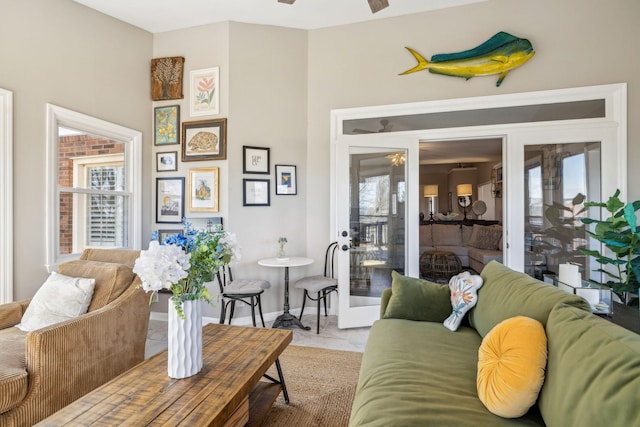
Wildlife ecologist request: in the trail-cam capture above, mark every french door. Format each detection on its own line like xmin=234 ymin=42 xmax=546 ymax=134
xmin=506 ymin=122 xmax=622 ymax=281
xmin=331 ymin=84 xmax=626 ymax=329
xmin=335 ymin=135 xmax=419 ymax=329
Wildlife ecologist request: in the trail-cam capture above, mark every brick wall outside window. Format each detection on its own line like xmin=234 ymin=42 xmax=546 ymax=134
xmin=58 ymin=135 xmax=124 ymax=255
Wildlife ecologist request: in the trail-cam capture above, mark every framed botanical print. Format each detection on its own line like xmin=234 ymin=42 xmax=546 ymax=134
xmin=190 ymin=67 xmax=220 ymax=117
xmin=243 ymin=146 xmax=270 ymax=174
xmin=156 ymin=177 xmax=185 ymax=223
xmin=243 ymin=179 xmax=270 ymax=206
xmin=150 ymin=56 xmax=185 ymax=101
xmin=188 ymin=167 xmax=219 ymax=212
xmin=154 ymin=105 xmax=180 ymax=145
xmin=275 ymin=164 xmax=297 ymax=195
xmin=182 ymin=118 xmax=227 ymax=161
xmin=156 ymin=151 xmax=178 ymax=172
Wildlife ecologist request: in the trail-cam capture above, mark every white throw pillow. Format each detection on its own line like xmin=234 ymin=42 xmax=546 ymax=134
xmin=17 ymin=272 xmax=95 ymax=332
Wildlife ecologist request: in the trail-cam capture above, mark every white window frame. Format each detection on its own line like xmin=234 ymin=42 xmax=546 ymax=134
xmin=0 ymin=88 xmax=12 ymax=304
xmin=72 ymin=154 xmax=125 ymax=252
xmin=46 ymin=104 xmax=142 ymax=270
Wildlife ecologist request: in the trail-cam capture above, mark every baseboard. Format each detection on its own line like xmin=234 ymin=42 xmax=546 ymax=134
xmin=150 ymin=306 xmax=321 ymax=327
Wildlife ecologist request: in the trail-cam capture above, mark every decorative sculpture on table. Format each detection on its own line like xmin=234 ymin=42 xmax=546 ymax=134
xmin=400 ymin=31 xmax=535 ymax=87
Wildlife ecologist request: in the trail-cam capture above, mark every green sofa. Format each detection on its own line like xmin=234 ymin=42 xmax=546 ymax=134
xmin=349 ymin=261 xmax=640 ymax=427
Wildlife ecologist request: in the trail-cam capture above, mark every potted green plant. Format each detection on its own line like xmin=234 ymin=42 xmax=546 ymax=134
xmin=580 ymin=189 xmax=640 ymax=306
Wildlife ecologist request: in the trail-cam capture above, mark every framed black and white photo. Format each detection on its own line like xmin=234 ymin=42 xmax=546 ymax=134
xmin=156 ymin=177 xmax=185 ymax=223
xmin=242 ymin=146 xmax=270 ymax=174
xmin=243 ymin=179 xmax=270 ymax=206
xmin=156 ymin=151 xmax=178 ymax=172
xmin=275 ymin=164 xmax=297 ymax=195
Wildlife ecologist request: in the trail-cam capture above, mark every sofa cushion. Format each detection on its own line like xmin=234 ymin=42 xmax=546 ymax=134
xmin=419 ymin=224 xmax=434 ymax=247
xmin=461 ymin=225 xmax=474 ymax=245
xmin=538 ymin=305 xmax=640 ymax=427
xmin=468 ymin=247 xmax=503 ymax=265
xmin=0 ymin=327 xmax=28 ymax=414
xmin=58 ymin=260 xmax=135 ymax=312
xmin=468 ymin=225 xmax=502 ymax=250
xmin=383 ymin=271 xmax=451 ymax=322
xmin=432 ymin=224 xmax=463 ymax=246
xmin=477 ymin=316 xmax=547 ymax=418
xmin=17 ymin=272 xmax=95 ymax=332
xmin=350 ymin=319 xmax=544 ymax=426
xmin=470 ymin=261 xmax=591 ymax=338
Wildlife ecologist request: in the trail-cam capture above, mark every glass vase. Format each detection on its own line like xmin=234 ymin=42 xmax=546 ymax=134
xmin=278 ymin=243 xmax=286 ymax=258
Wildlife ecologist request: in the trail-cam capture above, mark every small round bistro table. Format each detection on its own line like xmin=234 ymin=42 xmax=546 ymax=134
xmin=258 ymin=257 xmax=314 ymax=330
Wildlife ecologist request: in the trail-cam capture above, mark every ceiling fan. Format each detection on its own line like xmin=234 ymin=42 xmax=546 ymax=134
xmin=352 ymin=119 xmax=393 ymax=134
xmin=278 ymin=0 xmax=389 ymax=14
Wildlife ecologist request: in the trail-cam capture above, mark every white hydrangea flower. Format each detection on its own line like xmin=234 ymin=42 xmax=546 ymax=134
xmin=221 ymin=232 xmax=242 ymax=264
xmin=133 ymin=241 xmax=191 ymax=292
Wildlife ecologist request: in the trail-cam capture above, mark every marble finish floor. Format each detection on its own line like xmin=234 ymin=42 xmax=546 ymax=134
xmin=145 ymin=314 xmax=371 ymax=359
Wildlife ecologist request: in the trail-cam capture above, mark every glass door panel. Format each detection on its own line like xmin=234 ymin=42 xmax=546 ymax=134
xmin=349 ymin=150 xmax=406 ymax=306
xmin=523 ymin=142 xmax=601 ymax=281
xmin=336 ymin=136 xmax=418 ymax=329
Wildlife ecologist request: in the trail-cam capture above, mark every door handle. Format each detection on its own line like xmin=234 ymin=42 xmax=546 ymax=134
xmin=341 ymin=230 xmax=348 ymax=237
xmin=341 ymin=244 xmax=349 ymax=251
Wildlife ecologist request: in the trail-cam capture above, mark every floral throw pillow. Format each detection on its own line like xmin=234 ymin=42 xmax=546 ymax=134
xmin=443 ymin=271 xmax=483 ymax=331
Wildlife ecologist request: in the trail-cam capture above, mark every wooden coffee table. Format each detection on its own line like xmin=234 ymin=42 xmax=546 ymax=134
xmin=37 ymin=323 xmax=292 ymax=427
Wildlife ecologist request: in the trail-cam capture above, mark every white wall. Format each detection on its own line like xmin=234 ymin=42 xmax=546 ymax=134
xmin=1 ymin=0 xmax=152 ymax=300
xmin=306 ymin=0 xmax=640 ymax=264
xmin=152 ymin=22 xmax=308 ymax=318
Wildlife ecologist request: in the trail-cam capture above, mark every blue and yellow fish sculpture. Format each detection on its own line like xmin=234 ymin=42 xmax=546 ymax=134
xmin=400 ymin=31 xmax=535 ymax=87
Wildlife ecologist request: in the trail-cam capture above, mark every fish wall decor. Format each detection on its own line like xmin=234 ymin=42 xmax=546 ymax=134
xmin=400 ymin=31 xmax=535 ymax=87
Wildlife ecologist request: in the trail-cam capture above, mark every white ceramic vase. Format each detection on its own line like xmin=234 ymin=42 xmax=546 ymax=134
xmin=167 ymin=297 xmax=203 ymax=379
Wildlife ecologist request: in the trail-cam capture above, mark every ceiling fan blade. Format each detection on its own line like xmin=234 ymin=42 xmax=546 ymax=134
xmin=278 ymin=0 xmax=296 ymax=4
xmin=352 ymin=128 xmax=376 ymax=134
xmin=368 ymin=0 xmax=389 ymax=13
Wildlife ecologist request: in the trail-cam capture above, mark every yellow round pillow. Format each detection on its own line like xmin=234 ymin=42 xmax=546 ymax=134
xmin=477 ymin=316 xmax=547 ymax=418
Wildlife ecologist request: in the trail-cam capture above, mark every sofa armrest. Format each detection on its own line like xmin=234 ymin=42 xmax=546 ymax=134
xmin=380 ymin=288 xmax=392 ymax=318
xmin=15 ymin=282 xmax=150 ymax=424
xmin=0 ymin=299 xmax=30 ymax=329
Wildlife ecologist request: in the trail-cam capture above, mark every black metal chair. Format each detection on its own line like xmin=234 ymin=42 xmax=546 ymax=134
xmin=294 ymin=242 xmax=338 ymax=334
xmin=216 ymin=265 xmax=270 ymax=327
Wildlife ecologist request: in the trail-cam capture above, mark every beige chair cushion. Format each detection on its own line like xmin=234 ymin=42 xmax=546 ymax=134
xmin=224 ymin=279 xmax=270 ymax=295
xmin=0 ymin=327 xmax=28 ymax=414
xmin=295 ymin=275 xmax=338 ymax=294
xmin=58 ymin=260 xmax=135 ymax=312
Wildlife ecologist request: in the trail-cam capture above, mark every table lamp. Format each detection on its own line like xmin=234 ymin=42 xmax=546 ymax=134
xmin=457 ymin=183 xmax=473 ymax=221
xmin=423 ymin=185 xmax=438 ymax=221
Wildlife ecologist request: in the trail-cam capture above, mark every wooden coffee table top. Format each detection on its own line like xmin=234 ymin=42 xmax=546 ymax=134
xmin=37 ymin=323 xmax=292 ymax=426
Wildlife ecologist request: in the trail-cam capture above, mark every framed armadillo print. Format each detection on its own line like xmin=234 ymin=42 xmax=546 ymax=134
xmin=181 ymin=118 xmax=227 ymax=162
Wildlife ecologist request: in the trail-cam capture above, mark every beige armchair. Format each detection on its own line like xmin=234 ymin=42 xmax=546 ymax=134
xmin=0 ymin=249 xmax=150 ymax=427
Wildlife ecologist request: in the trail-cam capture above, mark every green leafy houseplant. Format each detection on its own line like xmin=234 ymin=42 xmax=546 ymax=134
xmin=580 ymin=190 xmax=640 ymax=304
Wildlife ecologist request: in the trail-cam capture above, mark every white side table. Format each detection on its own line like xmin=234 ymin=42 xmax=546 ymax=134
xmin=258 ymin=257 xmax=314 ymax=330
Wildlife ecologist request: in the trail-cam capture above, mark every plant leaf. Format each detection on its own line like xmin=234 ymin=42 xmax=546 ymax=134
xmin=624 ymin=202 xmax=637 ymax=232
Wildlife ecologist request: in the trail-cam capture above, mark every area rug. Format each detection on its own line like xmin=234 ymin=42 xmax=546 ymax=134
xmin=261 ymin=345 xmax=363 ymax=427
